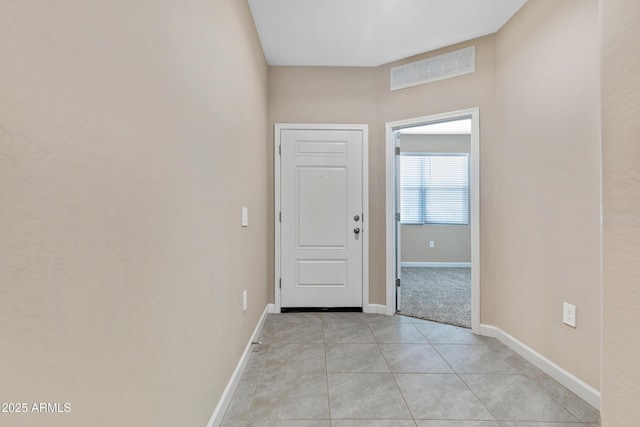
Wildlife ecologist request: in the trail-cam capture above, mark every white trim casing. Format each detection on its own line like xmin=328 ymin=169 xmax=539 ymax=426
xmin=363 ymin=304 xmax=387 ymax=315
xmin=274 ymin=124 xmax=370 ymax=313
xmin=361 ymin=126 xmax=370 ymax=313
xmin=274 ymin=126 xmax=282 ymax=314
xmin=207 ymin=304 xmax=274 ymax=427
xmin=385 ymin=109 xmax=481 ymax=332
xmin=385 ymin=123 xmax=396 ymax=317
xmin=479 ymin=324 xmax=601 ymax=410
xmin=401 ymin=262 xmax=471 ymax=268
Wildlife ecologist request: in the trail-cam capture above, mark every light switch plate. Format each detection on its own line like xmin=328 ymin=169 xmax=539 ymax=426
xmin=242 ymin=207 xmax=248 ymax=227
xmin=563 ymin=303 xmax=576 ymax=327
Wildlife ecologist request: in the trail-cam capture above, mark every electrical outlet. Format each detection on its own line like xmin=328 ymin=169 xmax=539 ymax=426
xmin=242 ymin=290 xmax=248 ymax=312
xmin=429 ymin=240 xmax=435 ymax=248
xmin=563 ymin=303 xmax=576 ymax=327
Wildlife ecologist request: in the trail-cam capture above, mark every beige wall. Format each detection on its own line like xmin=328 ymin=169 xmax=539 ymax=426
xmin=399 ymin=133 xmax=470 ymax=153
xmin=268 ymin=66 xmax=379 ymax=302
xmin=269 ymin=35 xmax=496 ymax=306
xmin=494 ymin=0 xmax=601 ymax=390
xmin=400 ymin=134 xmax=471 ymax=263
xmin=0 ymin=1 xmax=269 ymax=426
xmin=401 ymin=225 xmax=471 ymax=263
xmin=601 ymin=0 xmax=640 ymax=424
xmin=268 ymin=0 xmax=601 ymax=395
xmin=377 ymin=35 xmax=499 ymax=316
xmin=0 ymin=0 xmax=612 ymax=423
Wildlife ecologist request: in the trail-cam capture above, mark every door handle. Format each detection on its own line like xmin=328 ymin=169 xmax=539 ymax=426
xmin=354 ymin=227 xmax=360 ymax=234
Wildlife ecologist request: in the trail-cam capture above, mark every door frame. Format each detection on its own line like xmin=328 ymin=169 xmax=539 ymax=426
xmin=274 ymin=123 xmax=369 ymax=314
xmin=385 ymin=108 xmax=480 ymax=333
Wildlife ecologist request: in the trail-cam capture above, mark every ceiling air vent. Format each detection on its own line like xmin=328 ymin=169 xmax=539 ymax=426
xmin=390 ymin=46 xmax=475 ymax=91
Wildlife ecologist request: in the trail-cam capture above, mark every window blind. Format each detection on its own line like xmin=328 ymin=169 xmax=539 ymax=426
xmin=400 ymin=154 xmax=469 ymax=225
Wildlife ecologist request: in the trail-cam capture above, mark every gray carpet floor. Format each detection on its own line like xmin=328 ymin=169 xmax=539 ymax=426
xmin=399 ymin=267 xmax=471 ymax=328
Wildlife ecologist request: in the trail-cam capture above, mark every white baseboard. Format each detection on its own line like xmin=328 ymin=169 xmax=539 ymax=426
xmin=207 ymin=304 xmax=273 ymax=427
xmin=364 ymin=304 xmax=387 ymax=315
xmin=479 ymin=324 xmax=600 ymax=410
xmin=401 ymin=262 xmax=471 ymax=268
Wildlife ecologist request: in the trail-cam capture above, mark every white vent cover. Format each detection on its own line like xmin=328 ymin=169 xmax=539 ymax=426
xmin=390 ymin=46 xmax=475 ymax=91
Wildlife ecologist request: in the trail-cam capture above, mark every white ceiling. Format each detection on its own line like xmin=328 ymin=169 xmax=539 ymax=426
xmin=399 ymin=119 xmax=471 ymax=135
xmin=248 ymin=0 xmax=528 ymax=67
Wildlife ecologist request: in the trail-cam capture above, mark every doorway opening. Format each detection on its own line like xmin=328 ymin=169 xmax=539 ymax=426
xmin=385 ymin=109 xmax=480 ymax=333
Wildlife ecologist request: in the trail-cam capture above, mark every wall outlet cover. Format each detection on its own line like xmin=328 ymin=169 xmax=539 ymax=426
xmin=563 ymin=302 xmax=576 ymax=327
xmin=242 ymin=207 xmax=249 ymax=227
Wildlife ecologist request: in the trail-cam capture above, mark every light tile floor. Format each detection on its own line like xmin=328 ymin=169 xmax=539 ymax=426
xmin=221 ymin=313 xmax=600 ymax=427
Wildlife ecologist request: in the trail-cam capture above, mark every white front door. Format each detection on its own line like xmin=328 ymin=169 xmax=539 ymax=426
xmin=280 ymin=128 xmax=364 ymax=308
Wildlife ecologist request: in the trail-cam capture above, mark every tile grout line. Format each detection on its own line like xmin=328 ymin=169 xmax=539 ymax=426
xmin=433 ymin=332 xmax=584 ymax=424
xmin=427 ymin=327 xmax=501 ymax=424
xmin=372 ymin=317 xmax=418 ymax=426
xmin=423 ymin=321 xmax=584 ymax=423
xmin=224 ymin=313 xmax=596 ymax=426
xmin=322 ymin=316 xmax=333 ymax=425
xmin=452 ymin=368 xmax=503 ymax=424
xmin=520 ymin=372 xmax=586 ymax=424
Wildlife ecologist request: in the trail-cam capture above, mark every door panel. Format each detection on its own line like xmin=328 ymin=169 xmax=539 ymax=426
xmin=297 ymin=260 xmax=346 ymax=287
xmin=298 ymin=167 xmax=347 ymax=247
xmin=281 ymin=129 xmax=363 ymax=308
